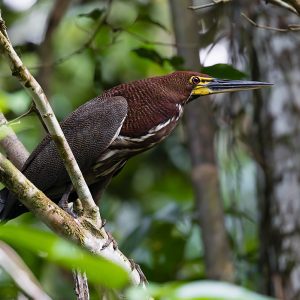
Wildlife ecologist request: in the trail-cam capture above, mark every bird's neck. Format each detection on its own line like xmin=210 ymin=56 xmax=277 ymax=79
xmin=103 ymin=82 xmax=185 ymax=138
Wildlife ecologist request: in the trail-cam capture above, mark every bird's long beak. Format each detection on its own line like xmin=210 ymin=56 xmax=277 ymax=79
xmin=191 ymin=78 xmax=273 ymax=96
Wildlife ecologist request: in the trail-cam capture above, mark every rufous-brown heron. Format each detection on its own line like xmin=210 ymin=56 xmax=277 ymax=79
xmin=0 ymin=71 xmax=272 ymax=221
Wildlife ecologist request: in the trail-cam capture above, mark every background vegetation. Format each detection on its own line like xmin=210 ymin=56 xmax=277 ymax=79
xmin=0 ymin=0 xmax=299 ymax=299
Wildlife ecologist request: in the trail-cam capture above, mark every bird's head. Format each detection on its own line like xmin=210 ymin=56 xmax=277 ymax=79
xmin=166 ymin=71 xmax=272 ymax=104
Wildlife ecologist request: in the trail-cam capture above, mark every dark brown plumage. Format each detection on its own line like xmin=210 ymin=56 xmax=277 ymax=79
xmin=0 ymin=71 xmax=271 ymax=221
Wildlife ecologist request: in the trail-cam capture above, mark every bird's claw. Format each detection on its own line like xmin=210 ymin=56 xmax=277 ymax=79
xmin=129 ymin=259 xmax=148 ymax=285
xmin=58 ymin=202 xmax=78 ymax=218
xmin=101 ymin=231 xmax=118 ymax=250
xmin=58 ymin=185 xmax=77 ymax=218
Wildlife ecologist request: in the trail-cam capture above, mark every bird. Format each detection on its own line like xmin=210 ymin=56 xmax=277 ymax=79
xmin=0 ymin=71 xmax=272 ymax=221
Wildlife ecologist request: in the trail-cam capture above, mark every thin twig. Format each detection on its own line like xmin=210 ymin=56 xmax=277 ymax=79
xmin=30 ymin=0 xmax=112 ymax=71
xmin=189 ymin=0 xmax=231 ymax=10
xmin=0 ymin=241 xmax=51 ymax=300
xmin=0 ymin=15 xmax=99 ymax=221
xmin=241 ymin=12 xmax=300 ymax=32
xmin=266 ymin=0 xmax=300 ymax=16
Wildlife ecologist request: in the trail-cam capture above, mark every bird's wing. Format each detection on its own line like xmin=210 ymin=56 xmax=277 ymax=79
xmin=22 ymin=96 xmax=128 ymax=195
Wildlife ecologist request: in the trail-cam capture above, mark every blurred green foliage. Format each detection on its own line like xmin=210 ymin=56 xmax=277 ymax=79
xmin=0 ymin=0 xmax=263 ymax=299
xmin=0 ymin=225 xmax=129 ymax=288
xmin=201 ymin=64 xmax=248 ymax=80
xmin=127 ymin=281 xmax=275 ymax=300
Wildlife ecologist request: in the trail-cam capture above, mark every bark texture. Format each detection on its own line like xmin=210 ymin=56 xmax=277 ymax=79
xmin=169 ymin=0 xmax=234 ymax=281
xmin=218 ymin=1 xmax=300 ymax=298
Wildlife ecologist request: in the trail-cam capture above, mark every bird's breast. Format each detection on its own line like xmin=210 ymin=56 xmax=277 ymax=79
xmin=117 ymin=103 xmax=183 ymax=146
xmin=92 ymin=104 xmax=183 ymax=179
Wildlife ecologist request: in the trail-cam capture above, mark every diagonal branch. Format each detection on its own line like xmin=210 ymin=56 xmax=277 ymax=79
xmin=0 ymin=241 xmax=51 ymax=300
xmin=0 ymin=10 xmax=145 ymax=288
xmin=0 ymin=13 xmax=98 ymax=221
xmin=0 ymin=152 xmax=142 ymax=286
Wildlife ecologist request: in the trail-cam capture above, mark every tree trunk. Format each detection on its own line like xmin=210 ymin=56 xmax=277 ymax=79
xmin=247 ymin=10 xmax=300 ymax=300
xmin=169 ymin=0 xmax=234 ymax=282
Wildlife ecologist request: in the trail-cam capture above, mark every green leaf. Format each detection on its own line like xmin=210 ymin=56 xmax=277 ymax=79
xmin=0 ymin=225 xmax=129 ymax=288
xmin=127 ymin=281 xmax=275 ymax=300
xmin=136 ymin=15 xmax=169 ymax=32
xmin=78 ymin=8 xmax=104 ymax=20
xmin=168 ymin=56 xmax=184 ymax=69
xmin=133 ymin=48 xmax=164 ymax=65
xmin=133 ymin=48 xmax=183 ymax=69
xmin=201 ymin=64 xmax=248 ymax=80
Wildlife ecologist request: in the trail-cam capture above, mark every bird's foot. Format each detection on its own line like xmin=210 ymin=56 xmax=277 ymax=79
xmin=59 ymin=203 xmax=78 ymax=218
xmin=58 ymin=185 xmax=77 ymax=218
xmin=101 ymin=231 xmax=118 ymax=250
xmin=129 ymin=259 xmax=148 ymax=285
xmin=100 ymin=219 xmax=107 ymax=229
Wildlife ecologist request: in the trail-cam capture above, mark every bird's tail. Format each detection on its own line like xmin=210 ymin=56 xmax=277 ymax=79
xmin=0 ymin=188 xmax=10 ymax=222
xmin=0 ymin=188 xmax=27 ymax=222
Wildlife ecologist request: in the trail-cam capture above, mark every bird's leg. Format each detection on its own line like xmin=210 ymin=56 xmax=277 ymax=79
xmin=129 ymin=259 xmax=148 ymax=285
xmin=91 ymin=177 xmax=119 ymax=248
xmin=89 ymin=176 xmax=112 ymax=204
xmin=58 ymin=184 xmax=77 ymax=218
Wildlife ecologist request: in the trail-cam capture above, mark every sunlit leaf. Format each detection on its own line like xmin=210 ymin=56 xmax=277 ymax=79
xmin=201 ymin=64 xmax=247 ymax=80
xmin=0 ymin=225 xmax=129 ymax=288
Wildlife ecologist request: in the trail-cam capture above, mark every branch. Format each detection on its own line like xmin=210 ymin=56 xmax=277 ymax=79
xmin=0 ymin=14 xmax=98 ymax=220
xmin=266 ymin=0 xmax=300 ymax=15
xmin=0 ymin=10 xmax=146 ymax=288
xmin=241 ymin=12 xmax=300 ymax=31
xmin=188 ymin=0 xmax=231 ymax=10
xmin=0 ymin=113 xmax=29 ymax=169
xmin=0 ymin=152 xmax=142 ymax=286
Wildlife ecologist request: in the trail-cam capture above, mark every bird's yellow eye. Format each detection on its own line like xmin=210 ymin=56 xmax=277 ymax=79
xmin=190 ymin=76 xmax=201 ymax=85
